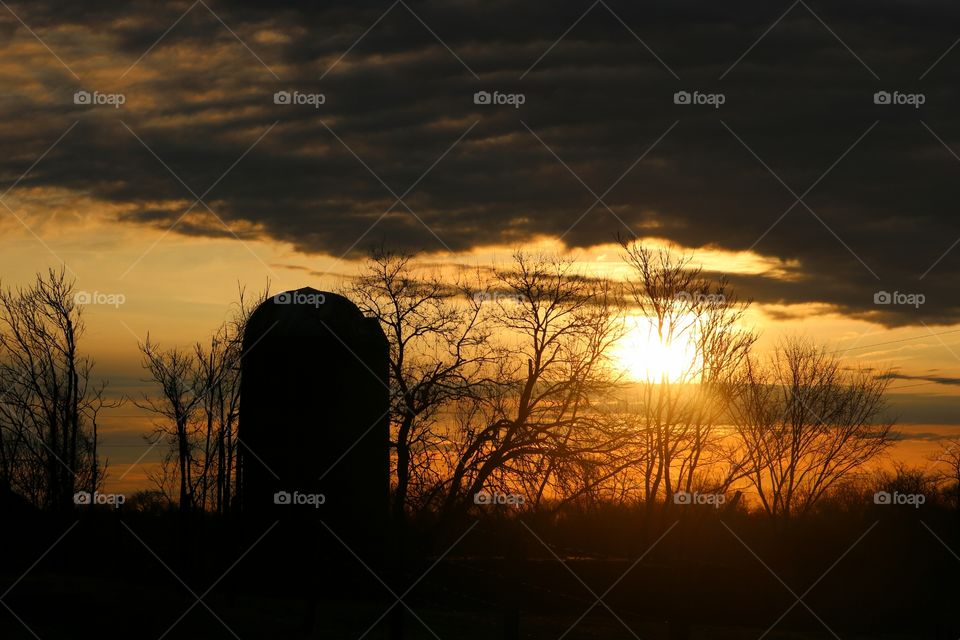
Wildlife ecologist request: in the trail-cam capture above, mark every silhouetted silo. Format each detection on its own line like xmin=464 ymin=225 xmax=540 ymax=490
xmin=238 ymin=288 xmax=389 ymax=546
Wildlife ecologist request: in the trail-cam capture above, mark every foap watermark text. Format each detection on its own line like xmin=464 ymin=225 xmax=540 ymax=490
xmin=74 ymin=291 xmax=126 ymax=308
xmin=474 ymin=491 xmax=525 ymax=506
xmin=474 ymin=90 xmax=525 ymax=109
xmin=874 ymin=491 xmax=925 ymax=508
xmin=274 ymin=291 xmax=326 ymax=307
xmin=74 ymin=491 xmax=126 ymax=508
xmin=273 ymin=490 xmax=326 ymax=508
xmin=274 ymin=90 xmax=326 ymax=108
xmin=874 ymin=290 xmax=924 ymax=309
xmin=873 ymin=90 xmax=925 ymax=108
xmin=673 ymin=491 xmax=725 ymax=507
xmin=74 ymin=90 xmax=126 ymax=109
xmin=674 ymin=90 xmax=725 ymax=109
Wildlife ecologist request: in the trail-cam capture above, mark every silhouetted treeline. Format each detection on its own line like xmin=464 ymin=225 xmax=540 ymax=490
xmin=4 ymin=244 xmax=951 ymax=523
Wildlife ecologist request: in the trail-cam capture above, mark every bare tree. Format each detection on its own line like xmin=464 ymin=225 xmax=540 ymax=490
xmin=727 ymin=338 xmax=893 ymax=519
xmin=137 ymin=285 xmax=265 ymax=513
xmin=619 ymin=240 xmax=755 ymax=512
xmin=439 ymin=252 xmax=629 ymax=516
xmin=347 ymin=248 xmax=490 ymax=520
xmin=930 ymin=437 xmax=960 ymax=509
xmin=200 ymin=286 xmax=266 ymax=513
xmin=0 ymin=268 xmax=111 ymax=510
xmin=137 ymin=340 xmax=202 ymax=512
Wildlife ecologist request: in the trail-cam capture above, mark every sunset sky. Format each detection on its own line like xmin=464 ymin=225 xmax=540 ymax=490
xmin=1 ymin=0 xmax=959 ymax=491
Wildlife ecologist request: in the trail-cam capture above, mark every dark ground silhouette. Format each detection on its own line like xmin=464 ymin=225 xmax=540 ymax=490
xmin=1 ymin=500 xmax=958 ymax=639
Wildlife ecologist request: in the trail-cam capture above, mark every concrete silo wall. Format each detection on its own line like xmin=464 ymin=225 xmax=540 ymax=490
xmin=238 ymin=288 xmax=389 ymax=542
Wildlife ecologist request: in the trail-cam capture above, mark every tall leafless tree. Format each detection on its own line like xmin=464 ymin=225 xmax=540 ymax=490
xmin=439 ymin=252 xmax=630 ymax=517
xmin=0 ymin=268 xmax=112 ymax=510
xmin=137 ymin=285 xmax=265 ymax=513
xmin=930 ymin=437 xmax=960 ymax=509
xmin=619 ymin=240 xmax=755 ymax=513
xmin=347 ymin=248 xmax=491 ymax=520
xmin=137 ymin=340 xmax=201 ymax=512
xmin=726 ymin=338 xmax=893 ymax=519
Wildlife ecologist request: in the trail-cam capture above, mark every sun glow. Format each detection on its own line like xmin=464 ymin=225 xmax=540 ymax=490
xmin=612 ymin=315 xmax=701 ymax=383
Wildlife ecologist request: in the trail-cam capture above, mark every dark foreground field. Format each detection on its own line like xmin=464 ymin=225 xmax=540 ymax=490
xmin=2 ymin=503 xmax=958 ymax=639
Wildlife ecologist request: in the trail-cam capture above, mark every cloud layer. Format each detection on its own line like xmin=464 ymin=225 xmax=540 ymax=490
xmin=2 ymin=0 xmax=960 ymax=325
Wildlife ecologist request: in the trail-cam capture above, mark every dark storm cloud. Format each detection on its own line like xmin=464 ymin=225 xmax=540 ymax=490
xmin=2 ymin=0 xmax=960 ymax=325
xmin=885 ymin=391 xmax=960 ymax=426
xmin=880 ymin=372 xmax=960 ymax=386
xmin=889 ymin=429 xmax=956 ymax=442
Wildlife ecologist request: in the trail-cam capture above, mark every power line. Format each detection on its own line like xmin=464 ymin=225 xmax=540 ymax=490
xmin=830 ymin=327 xmax=960 ymax=355
xmin=886 ymin=380 xmax=956 ymax=391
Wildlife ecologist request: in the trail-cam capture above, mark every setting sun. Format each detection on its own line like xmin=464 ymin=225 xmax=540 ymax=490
xmin=612 ymin=315 xmax=701 ymax=382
